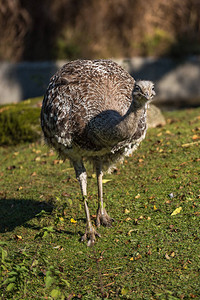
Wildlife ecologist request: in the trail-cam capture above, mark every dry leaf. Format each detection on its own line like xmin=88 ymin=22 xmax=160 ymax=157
xmin=124 ymin=209 xmax=130 ymax=214
xmin=135 ymin=194 xmax=140 ymax=199
xmin=182 ymin=141 xmax=200 ymax=147
xmin=166 ymin=130 xmax=172 ymax=135
xmin=102 ymin=179 xmax=112 ymax=183
xmin=70 ymin=218 xmax=77 ymax=223
xmin=31 ymin=172 xmax=37 ymax=176
xmin=192 ymin=135 xmax=200 ymax=140
xmin=170 ymin=251 xmax=175 ymax=257
xmin=14 ymin=234 xmax=22 ymax=240
xmin=171 ymin=206 xmax=182 ymax=216
xmin=165 ymin=253 xmax=170 ymax=260
xmin=53 ymin=159 xmax=63 ymax=165
xmin=127 ymin=229 xmax=134 ymax=236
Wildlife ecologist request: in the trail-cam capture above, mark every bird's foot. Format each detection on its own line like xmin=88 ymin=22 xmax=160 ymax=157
xmin=81 ymin=224 xmax=101 ymax=246
xmin=96 ymin=207 xmax=114 ymax=227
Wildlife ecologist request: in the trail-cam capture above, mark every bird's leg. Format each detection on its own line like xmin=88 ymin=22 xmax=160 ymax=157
xmin=73 ymin=160 xmax=100 ymax=246
xmin=96 ymin=161 xmax=114 ymax=227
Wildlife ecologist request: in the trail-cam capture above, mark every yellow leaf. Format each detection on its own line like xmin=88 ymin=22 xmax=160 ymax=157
xmin=14 ymin=234 xmax=22 ymax=240
xmin=59 ymin=217 xmax=64 ymax=222
xmin=165 ymin=253 xmax=170 ymax=260
xmin=154 ymin=205 xmax=157 ymax=210
xmin=91 ymin=173 xmax=96 ymax=178
xmin=192 ymin=134 xmax=200 ymax=140
xmin=31 ymin=172 xmax=37 ymax=176
xmin=157 ymin=132 xmax=162 ymax=137
xmin=135 ymin=194 xmax=140 ymax=199
xmin=102 ymin=179 xmax=112 ymax=183
xmin=124 ymin=209 xmax=130 ymax=214
xmin=70 ymin=218 xmax=77 ymax=223
xmin=171 ymin=206 xmax=182 ymax=216
xmin=166 ymin=130 xmax=172 ymax=135
xmin=130 ymin=257 xmax=134 ymax=261
xmin=127 ymin=229 xmax=134 ymax=236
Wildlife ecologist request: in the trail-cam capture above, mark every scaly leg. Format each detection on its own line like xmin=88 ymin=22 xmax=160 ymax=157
xmin=96 ymin=161 xmax=114 ymax=227
xmin=73 ymin=160 xmax=100 ymax=246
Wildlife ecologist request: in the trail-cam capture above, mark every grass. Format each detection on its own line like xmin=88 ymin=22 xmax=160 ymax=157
xmin=0 ymin=98 xmax=42 ymax=146
xmin=0 ymin=106 xmax=200 ymax=299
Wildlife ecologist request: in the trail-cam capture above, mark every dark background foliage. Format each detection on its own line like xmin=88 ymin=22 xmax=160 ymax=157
xmin=1 ymin=0 xmax=200 ymax=61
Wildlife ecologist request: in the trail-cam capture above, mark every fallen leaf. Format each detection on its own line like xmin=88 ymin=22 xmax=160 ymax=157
xmin=170 ymin=251 xmax=175 ymax=257
xmin=192 ymin=135 xmax=200 ymax=140
xmin=102 ymin=179 xmax=112 ymax=183
xmin=157 ymin=132 xmax=162 ymax=137
xmin=127 ymin=229 xmax=134 ymax=236
xmin=53 ymin=159 xmax=63 ymax=165
xmin=182 ymin=141 xmax=200 ymax=147
xmin=154 ymin=205 xmax=157 ymax=210
xmin=165 ymin=253 xmax=170 ymax=260
xmin=166 ymin=130 xmax=172 ymax=135
xmin=146 ymin=249 xmax=152 ymax=256
xmin=35 ymin=157 xmax=41 ymax=161
xmin=135 ymin=254 xmax=142 ymax=260
xmin=171 ymin=206 xmax=182 ymax=216
xmin=124 ymin=209 xmax=130 ymax=214
xmin=14 ymin=234 xmax=22 ymax=240
xmin=70 ymin=218 xmax=77 ymax=223
xmin=135 ymin=194 xmax=140 ymax=199
xmin=7 ymin=165 xmax=16 ymax=170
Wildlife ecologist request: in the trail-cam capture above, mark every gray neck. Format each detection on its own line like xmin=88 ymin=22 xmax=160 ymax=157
xmin=113 ymin=101 xmax=146 ymax=141
xmin=87 ymin=98 xmax=147 ymax=148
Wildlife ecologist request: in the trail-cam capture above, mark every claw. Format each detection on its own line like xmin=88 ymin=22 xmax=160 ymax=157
xmin=96 ymin=207 xmax=114 ymax=227
xmin=81 ymin=225 xmax=101 ymax=246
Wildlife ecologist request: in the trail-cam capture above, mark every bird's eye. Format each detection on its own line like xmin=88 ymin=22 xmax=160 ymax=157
xmin=152 ymin=86 xmax=155 ymax=91
xmin=134 ymin=85 xmax=141 ymax=92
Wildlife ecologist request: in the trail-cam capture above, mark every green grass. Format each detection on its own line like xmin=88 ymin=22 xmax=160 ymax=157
xmin=0 ymin=98 xmax=42 ymax=146
xmin=0 ymin=107 xmax=200 ymax=299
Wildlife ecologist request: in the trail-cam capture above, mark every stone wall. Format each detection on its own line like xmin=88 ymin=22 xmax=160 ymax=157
xmin=1 ymin=57 xmax=200 ymax=108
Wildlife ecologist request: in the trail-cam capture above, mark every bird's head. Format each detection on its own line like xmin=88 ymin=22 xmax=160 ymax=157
xmin=132 ymin=80 xmax=155 ymax=107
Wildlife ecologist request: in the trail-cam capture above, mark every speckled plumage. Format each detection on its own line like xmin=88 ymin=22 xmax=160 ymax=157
xmin=41 ymin=60 xmax=153 ymax=168
xmin=41 ymin=59 xmax=155 ymax=245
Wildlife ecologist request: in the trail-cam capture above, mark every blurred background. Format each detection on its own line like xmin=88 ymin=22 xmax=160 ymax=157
xmin=1 ymin=0 xmax=200 ymax=108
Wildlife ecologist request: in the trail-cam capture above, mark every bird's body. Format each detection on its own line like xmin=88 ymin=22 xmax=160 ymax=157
xmin=41 ymin=59 xmax=155 ymax=245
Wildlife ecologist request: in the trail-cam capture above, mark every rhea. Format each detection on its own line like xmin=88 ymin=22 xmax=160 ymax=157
xmin=41 ymin=59 xmax=155 ymax=246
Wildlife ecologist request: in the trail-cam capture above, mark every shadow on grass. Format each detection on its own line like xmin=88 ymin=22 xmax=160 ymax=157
xmin=0 ymin=198 xmax=53 ymax=233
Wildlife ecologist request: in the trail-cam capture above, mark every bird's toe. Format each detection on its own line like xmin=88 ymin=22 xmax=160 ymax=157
xmin=96 ymin=208 xmax=114 ymax=227
xmin=81 ymin=226 xmax=101 ymax=246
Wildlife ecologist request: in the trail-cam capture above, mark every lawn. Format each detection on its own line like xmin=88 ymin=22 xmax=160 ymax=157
xmin=0 ymin=105 xmax=200 ymax=299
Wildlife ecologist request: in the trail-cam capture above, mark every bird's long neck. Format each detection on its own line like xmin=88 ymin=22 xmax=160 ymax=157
xmin=113 ymin=101 xmax=146 ymax=141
